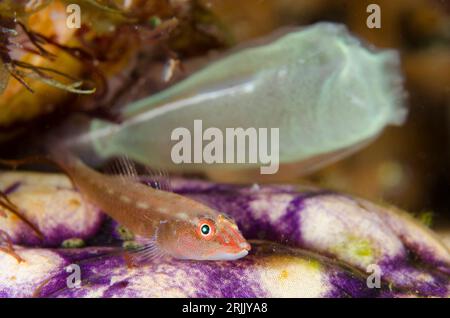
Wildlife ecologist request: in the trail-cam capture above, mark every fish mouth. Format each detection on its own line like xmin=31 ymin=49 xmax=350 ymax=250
xmin=239 ymin=241 xmax=251 ymax=252
xmin=231 ymin=249 xmax=249 ymax=260
xmin=203 ymin=245 xmax=250 ymax=261
xmin=203 ymin=241 xmax=251 ymax=261
xmin=210 ymin=249 xmax=249 ymax=261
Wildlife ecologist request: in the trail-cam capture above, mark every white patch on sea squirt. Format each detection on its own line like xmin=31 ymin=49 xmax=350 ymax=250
xmin=0 ymin=248 xmax=64 ymax=297
xmin=78 ymin=262 xmax=196 ymax=297
xmin=0 ymin=172 xmax=102 ymax=244
xmin=248 ymin=194 xmax=294 ymax=223
xmin=257 ymin=255 xmax=328 ymax=297
xmin=300 ymin=194 xmax=405 ymax=268
xmin=359 ymin=199 xmax=450 ymax=266
xmin=115 ymin=264 xmax=195 ymax=297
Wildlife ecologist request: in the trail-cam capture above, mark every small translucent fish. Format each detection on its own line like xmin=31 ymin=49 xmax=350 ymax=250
xmin=49 ymin=152 xmax=251 ymax=262
xmin=70 ymin=22 xmax=406 ymax=178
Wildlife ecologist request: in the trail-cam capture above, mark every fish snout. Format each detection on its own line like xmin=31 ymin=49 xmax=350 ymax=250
xmin=239 ymin=241 xmax=251 ymax=252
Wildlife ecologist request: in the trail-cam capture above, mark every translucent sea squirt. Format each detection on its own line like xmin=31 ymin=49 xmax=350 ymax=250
xmin=73 ymin=23 xmax=406 ymax=175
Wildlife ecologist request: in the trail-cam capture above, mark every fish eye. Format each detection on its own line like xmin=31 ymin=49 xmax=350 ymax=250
xmin=197 ymin=219 xmax=215 ymax=239
xmin=201 ymin=224 xmax=210 ymax=235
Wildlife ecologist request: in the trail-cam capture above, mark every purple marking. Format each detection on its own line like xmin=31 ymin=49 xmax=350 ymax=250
xmin=192 ymin=258 xmax=265 ymax=298
xmin=1 ymin=178 xmax=448 ymax=297
xmin=379 ymin=255 xmax=449 ymax=297
xmin=326 ymin=271 xmax=384 ymax=298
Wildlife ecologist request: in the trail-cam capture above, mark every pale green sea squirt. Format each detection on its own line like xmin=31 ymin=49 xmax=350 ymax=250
xmin=73 ymin=22 xmax=406 ymax=175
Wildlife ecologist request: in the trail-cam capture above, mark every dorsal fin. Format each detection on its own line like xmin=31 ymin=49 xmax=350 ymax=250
xmin=103 ymin=155 xmax=138 ymax=180
xmin=103 ymin=156 xmax=172 ymax=192
xmin=139 ymin=166 xmax=172 ymax=192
